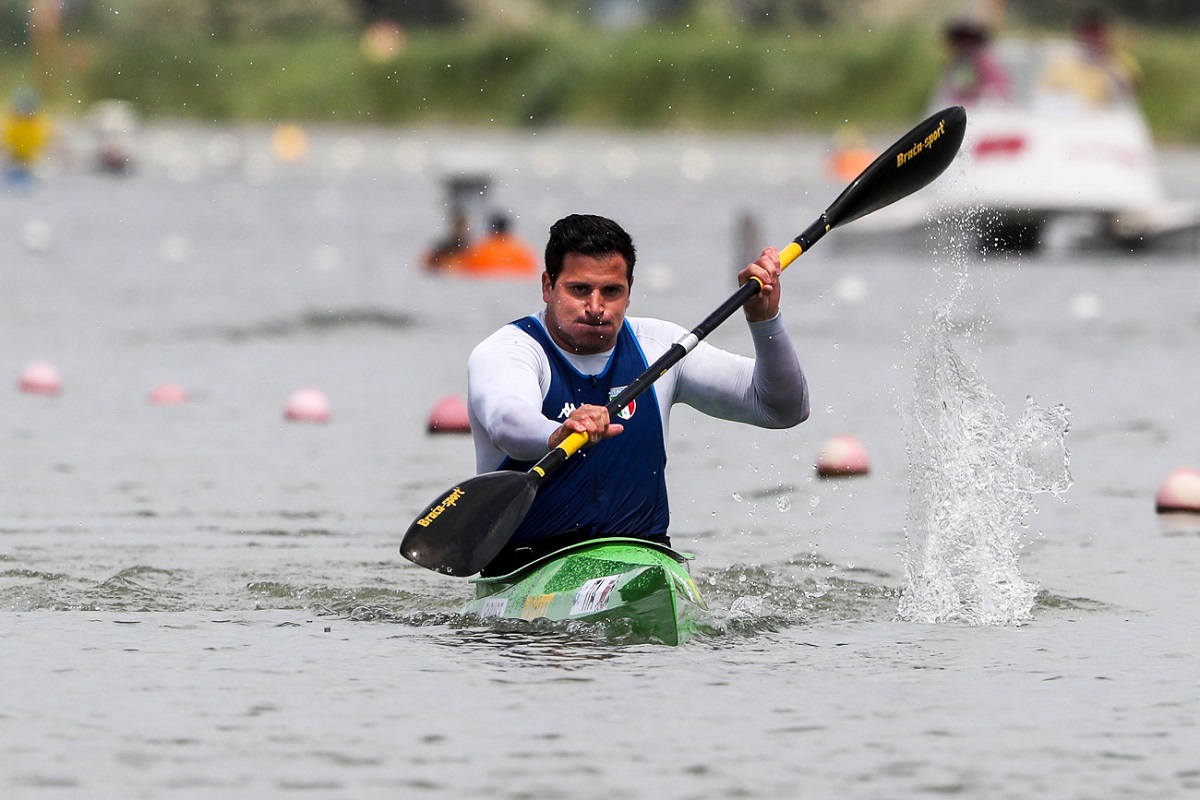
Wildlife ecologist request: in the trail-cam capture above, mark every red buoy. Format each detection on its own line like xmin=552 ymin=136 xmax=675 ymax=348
xmin=1156 ymin=467 xmax=1200 ymax=514
xmin=285 ymin=388 xmax=331 ymax=423
xmin=147 ymin=382 xmax=188 ymax=405
xmin=816 ymin=434 xmax=870 ymax=478
xmin=427 ymin=394 xmax=471 ymax=434
xmin=19 ymin=361 xmax=61 ymax=395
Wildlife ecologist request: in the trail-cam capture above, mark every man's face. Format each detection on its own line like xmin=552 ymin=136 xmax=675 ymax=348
xmin=542 ymin=252 xmax=631 ymax=355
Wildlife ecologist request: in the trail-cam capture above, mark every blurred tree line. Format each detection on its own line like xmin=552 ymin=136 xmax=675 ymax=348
xmin=2 ymin=0 xmax=1199 ymax=45
xmin=2 ymin=0 xmax=1198 ymax=140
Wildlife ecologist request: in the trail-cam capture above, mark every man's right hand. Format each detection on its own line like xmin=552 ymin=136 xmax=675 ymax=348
xmin=548 ymin=403 xmax=624 ymax=449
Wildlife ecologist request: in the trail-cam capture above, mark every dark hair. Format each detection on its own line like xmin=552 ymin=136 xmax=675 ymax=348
xmin=544 ymin=214 xmax=636 ymax=285
xmin=945 ymin=19 xmax=989 ymax=45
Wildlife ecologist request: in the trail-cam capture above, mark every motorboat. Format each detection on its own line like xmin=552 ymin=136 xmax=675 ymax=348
xmin=847 ymin=37 xmax=1200 ymax=252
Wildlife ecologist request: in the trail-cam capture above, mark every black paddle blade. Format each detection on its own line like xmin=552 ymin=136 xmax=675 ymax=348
xmin=400 ymin=470 xmax=537 ymax=576
xmin=825 ymin=105 xmax=966 ymax=229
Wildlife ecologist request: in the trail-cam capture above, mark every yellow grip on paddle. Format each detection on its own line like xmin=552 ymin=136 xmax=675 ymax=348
xmin=552 ymin=429 xmax=590 ymax=465
xmin=779 ymin=241 xmax=803 ymax=269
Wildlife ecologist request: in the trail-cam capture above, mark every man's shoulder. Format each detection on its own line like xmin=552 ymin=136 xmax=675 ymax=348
xmin=471 ymin=318 xmax=541 ymax=359
xmin=625 ymin=317 xmax=688 ymax=357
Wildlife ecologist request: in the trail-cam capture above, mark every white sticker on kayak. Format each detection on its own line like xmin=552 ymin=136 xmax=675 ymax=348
xmin=571 ymin=575 xmax=620 ymax=615
xmin=481 ymin=598 xmax=508 ymax=618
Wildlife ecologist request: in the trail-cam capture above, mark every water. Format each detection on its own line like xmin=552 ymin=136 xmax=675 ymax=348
xmin=899 ymin=304 xmax=1072 ymax=626
xmin=3 ymin=122 xmax=1200 ymax=797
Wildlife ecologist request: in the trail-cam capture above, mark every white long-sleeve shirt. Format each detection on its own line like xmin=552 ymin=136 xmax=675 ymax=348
xmin=467 ymin=310 xmax=809 ymax=473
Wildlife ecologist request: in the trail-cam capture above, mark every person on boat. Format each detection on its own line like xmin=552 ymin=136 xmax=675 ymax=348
xmin=457 ymin=212 xmax=539 ymax=277
xmin=1040 ymin=10 xmax=1139 ymax=109
xmin=936 ymin=19 xmax=1012 ymax=105
xmin=422 ymin=207 xmax=471 ymax=271
xmin=467 ymin=213 xmax=809 ymax=576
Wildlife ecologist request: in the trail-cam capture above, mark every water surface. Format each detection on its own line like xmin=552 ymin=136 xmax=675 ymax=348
xmin=3 ymin=122 xmax=1200 ymax=797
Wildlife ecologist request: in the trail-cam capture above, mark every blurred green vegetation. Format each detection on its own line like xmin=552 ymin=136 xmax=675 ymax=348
xmin=1 ymin=11 xmax=1199 ymax=142
xmin=1127 ymin=30 xmax=1200 ymax=143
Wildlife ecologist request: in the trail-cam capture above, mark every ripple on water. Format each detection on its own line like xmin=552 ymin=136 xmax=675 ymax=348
xmin=187 ymin=307 xmax=417 ymax=342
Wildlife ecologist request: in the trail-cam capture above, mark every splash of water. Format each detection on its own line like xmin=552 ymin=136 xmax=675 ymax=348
xmin=898 ymin=310 xmax=1071 ymax=626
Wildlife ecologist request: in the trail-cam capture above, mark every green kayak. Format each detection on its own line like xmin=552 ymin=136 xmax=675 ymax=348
xmin=462 ymin=537 xmax=708 ymax=646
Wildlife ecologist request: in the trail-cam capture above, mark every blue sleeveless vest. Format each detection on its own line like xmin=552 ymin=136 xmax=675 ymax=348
xmin=501 ymin=316 xmax=669 ymax=546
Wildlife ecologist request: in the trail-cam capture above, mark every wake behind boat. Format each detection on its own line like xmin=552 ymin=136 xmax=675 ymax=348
xmin=462 ymin=538 xmax=708 ymax=646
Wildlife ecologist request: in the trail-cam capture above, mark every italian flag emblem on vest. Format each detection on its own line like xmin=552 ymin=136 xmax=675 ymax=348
xmin=609 ymin=386 xmax=635 ymax=420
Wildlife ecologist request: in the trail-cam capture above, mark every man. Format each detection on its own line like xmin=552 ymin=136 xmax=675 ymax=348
xmin=467 ymin=214 xmax=809 ymax=576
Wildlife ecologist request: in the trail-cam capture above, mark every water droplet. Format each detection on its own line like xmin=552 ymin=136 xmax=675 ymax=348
xmin=730 ymin=595 xmax=763 ymax=617
xmin=732 ymin=492 xmax=743 ymax=502
xmin=776 ymin=496 xmax=791 ymax=512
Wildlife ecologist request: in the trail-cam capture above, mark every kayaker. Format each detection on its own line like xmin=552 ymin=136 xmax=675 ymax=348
xmin=467 ymin=213 xmax=809 ymax=576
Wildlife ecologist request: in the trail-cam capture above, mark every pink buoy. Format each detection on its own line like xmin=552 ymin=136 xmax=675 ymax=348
xmin=147 ymin=382 xmax=188 ymax=405
xmin=815 ymin=434 xmax=870 ymax=478
xmin=427 ymin=394 xmax=471 ymax=434
xmin=285 ymin=387 xmax=331 ymax=423
xmin=1155 ymin=467 xmax=1200 ymax=514
xmin=19 ymin=361 xmax=61 ymax=396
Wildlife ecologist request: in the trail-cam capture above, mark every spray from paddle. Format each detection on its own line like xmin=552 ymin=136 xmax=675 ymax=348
xmin=898 ymin=286 xmax=1072 ymax=626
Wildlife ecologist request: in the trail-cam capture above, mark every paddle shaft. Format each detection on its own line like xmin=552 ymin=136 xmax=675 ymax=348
xmin=525 ymin=216 xmax=829 ymax=485
xmin=527 ymin=104 xmax=969 ymax=482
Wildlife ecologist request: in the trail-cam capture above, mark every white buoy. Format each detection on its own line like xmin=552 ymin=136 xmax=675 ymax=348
xmin=331 ymin=136 xmax=365 ymax=171
xmin=19 ymin=361 xmax=61 ymax=395
xmin=427 ymin=394 xmax=471 ymax=434
xmin=285 ymin=388 xmax=331 ymax=423
xmin=1156 ymin=467 xmax=1200 ymax=514
xmin=816 ymin=434 xmax=870 ymax=478
xmin=834 ymin=274 xmax=869 ymax=304
xmin=641 ymin=263 xmax=675 ymax=293
xmin=20 ymin=219 xmax=54 ymax=252
xmin=1069 ymin=292 xmax=1104 ymax=320
xmin=604 ymin=146 xmax=638 ymax=179
xmin=680 ymin=147 xmax=714 ymax=182
xmin=147 ymin=382 xmax=188 ymax=405
xmin=159 ymin=234 xmax=191 ymax=263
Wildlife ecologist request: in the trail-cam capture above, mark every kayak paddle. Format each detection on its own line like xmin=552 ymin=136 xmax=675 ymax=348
xmin=402 ymin=105 xmax=967 ymax=576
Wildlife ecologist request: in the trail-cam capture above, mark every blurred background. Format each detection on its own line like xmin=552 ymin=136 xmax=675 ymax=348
xmin=3 ymin=7 xmax=1200 ymax=796
xmin=0 ymin=0 xmax=1198 ymax=140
